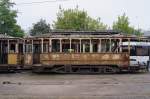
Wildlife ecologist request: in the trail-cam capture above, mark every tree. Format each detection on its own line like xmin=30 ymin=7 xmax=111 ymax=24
xmin=30 ymin=19 xmax=51 ymax=36
xmin=113 ymin=13 xmax=143 ymax=36
xmin=53 ymin=8 xmax=107 ymax=31
xmin=0 ymin=0 xmax=24 ymax=37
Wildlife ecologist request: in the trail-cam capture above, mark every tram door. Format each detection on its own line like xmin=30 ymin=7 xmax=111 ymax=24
xmin=0 ymin=41 xmax=8 ymax=64
xmin=18 ymin=44 xmax=24 ymax=65
xmin=33 ymin=44 xmax=41 ymax=64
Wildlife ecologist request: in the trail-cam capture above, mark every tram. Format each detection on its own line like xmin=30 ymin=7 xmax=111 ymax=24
xmin=0 ymin=31 xmax=149 ymax=73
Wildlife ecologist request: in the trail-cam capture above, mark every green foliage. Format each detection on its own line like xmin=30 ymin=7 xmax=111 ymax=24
xmin=30 ymin=19 xmax=51 ymax=36
xmin=0 ymin=0 xmax=24 ymax=37
xmin=53 ymin=8 xmax=107 ymax=31
xmin=113 ymin=13 xmax=143 ymax=36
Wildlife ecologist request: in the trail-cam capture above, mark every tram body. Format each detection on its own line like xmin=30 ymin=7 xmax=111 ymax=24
xmin=0 ymin=31 xmax=149 ymax=73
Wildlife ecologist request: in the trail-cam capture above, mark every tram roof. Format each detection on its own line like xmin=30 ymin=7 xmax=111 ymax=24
xmin=29 ymin=30 xmax=149 ymax=40
xmin=36 ymin=30 xmax=121 ymax=36
xmin=0 ymin=34 xmax=22 ymax=40
xmin=0 ymin=34 xmax=14 ymax=38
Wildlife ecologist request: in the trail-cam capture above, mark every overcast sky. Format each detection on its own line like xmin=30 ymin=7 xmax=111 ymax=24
xmin=12 ymin=0 xmax=150 ymax=31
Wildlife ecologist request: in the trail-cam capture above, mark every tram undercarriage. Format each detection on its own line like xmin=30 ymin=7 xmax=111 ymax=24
xmin=32 ymin=65 xmax=119 ymax=74
xmin=32 ymin=64 xmax=148 ymax=74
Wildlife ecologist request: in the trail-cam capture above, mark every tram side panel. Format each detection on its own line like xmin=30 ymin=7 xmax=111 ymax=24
xmin=8 ymin=53 xmax=18 ymax=64
xmin=0 ymin=39 xmax=22 ymax=71
xmin=31 ymin=53 xmax=130 ymax=73
xmin=24 ymin=53 xmax=33 ymax=69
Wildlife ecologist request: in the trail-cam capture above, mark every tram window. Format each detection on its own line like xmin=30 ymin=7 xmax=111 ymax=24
xmin=71 ymin=44 xmax=77 ymax=53
xmin=10 ymin=44 xmax=16 ymax=53
xmin=43 ymin=43 xmax=48 ymax=53
xmin=33 ymin=44 xmax=41 ymax=53
xmin=93 ymin=44 xmax=98 ymax=52
xmin=130 ymin=46 xmax=136 ymax=56
xmin=136 ymin=46 xmax=148 ymax=56
xmin=52 ymin=40 xmax=60 ymax=52
xmin=25 ymin=44 xmax=32 ymax=53
xmin=81 ymin=42 xmax=90 ymax=53
xmin=19 ymin=44 xmax=23 ymax=54
xmin=85 ymin=44 xmax=90 ymax=52
xmin=62 ymin=44 xmax=69 ymax=52
xmin=101 ymin=40 xmax=107 ymax=52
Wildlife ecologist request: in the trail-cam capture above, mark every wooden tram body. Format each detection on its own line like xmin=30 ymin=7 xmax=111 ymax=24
xmin=0 ymin=31 xmax=148 ymax=73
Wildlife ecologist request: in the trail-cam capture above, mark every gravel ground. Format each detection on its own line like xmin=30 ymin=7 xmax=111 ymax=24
xmin=0 ymin=72 xmax=150 ymax=99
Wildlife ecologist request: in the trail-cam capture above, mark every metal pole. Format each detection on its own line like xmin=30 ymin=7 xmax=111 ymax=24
xmin=120 ymin=38 xmax=122 ymax=52
xmin=60 ymin=39 xmax=62 ymax=52
xmin=16 ymin=40 xmax=19 ymax=53
xmin=128 ymin=38 xmax=130 ymax=54
xmin=83 ymin=43 xmax=85 ymax=53
xmin=23 ymin=40 xmax=25 ymax=54
xmin=70 ymin=38 xmax=72 ymax=53
xmin=77 ymin=43 xmax=79 ymax=53
xmin=32 ymin=40 xmax=33 ymax=53
xmin=49 ymin=38 xmax=52 ymax=53
xmin=90 ymin=39 xmax=93 ymax=53
xmin=80 ymin=39 xmax=82 ymax=53
xmin=109 ymin=39 xmax=112 ymax=52
xmin=98 ymin=39 xmax=101 ymax=53
xmin=7 ymin=39 xmax=9 ymax=53
xmin=41 ymin=38 xmax=43 ymax=53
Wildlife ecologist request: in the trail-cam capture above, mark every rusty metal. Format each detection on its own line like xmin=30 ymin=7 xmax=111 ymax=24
xmin=40 ymin=53 xmax=129 ymax=67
